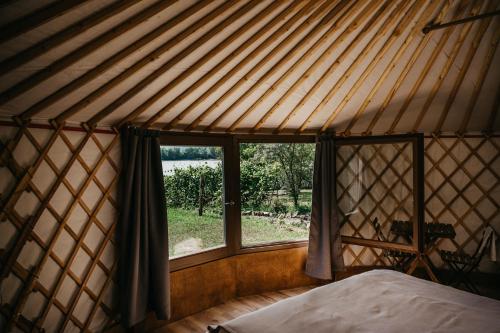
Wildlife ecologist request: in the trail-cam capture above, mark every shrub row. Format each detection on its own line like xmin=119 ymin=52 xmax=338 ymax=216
xmin=164 ymin=162 xmax=284 ymax=211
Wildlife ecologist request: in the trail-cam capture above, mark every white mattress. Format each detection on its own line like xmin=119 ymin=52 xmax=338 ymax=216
xmin=212 ymin=270 xmax=500 ymax=333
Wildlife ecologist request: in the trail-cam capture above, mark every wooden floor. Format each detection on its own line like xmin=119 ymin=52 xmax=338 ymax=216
xmin=153 ymin=286 xmax=316 ymax=333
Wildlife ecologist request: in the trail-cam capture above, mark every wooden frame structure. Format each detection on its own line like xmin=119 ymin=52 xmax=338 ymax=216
xmin=0 ymin=0 xmax=495 ymax=135
xmin=336 ymin=134 xmax=422 ymax=252
xmin=335 ymin=134 xmax=441 ymax=281
xmin=159 ymin=133 xmax=316 ymax=271
xmin=0 ymin=121 xmax=120 ymax=332
xmin=1 ymin=124 xmax=499 ymax=332
xmin=158 ymin=132 xmax=448 ymax=281
xmin=0 ymin=0 xmax=499 ymax=331
xmin=159 ymin=133 xmax=234 ymax=271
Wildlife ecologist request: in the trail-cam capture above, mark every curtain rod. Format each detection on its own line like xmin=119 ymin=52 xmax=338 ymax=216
xmin=423 ymin=10 xmax=500 ymax=34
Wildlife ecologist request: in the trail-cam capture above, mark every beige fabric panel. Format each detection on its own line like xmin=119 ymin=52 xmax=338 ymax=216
xmin=0 ymin=0 xmax=497 ymax=134
xmin=0 ymin=125 xmax=119 ymax=332
xmin=342 ymin=137 xmax=500 ymax=273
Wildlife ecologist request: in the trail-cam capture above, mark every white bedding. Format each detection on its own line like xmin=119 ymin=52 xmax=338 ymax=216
xmin=213 ymin=270 xmax=500 ymax=333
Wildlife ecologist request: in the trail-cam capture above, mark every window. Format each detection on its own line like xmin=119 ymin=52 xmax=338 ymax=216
xmin=162 ymin=144 xmax=226 ymax=258
xmin=160 ymin=134 xmax=315 ymax=267
xmin=335 ymin=135 xmax=423 ymax=254
xmin=160 ymin=133 xmax=423 ymax=270
xmin=239 ymin=142 xmax=314 ymax=246
xmin=337 ymin=142 xmax=414 ymax=245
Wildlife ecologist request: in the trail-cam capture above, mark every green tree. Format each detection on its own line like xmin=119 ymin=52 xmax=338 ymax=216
xmin=163 ymin=143 xmax=314 ymax=213
xmin=240 ymin=159 xmax=280 ymax=209
xmin=240 ymin=143 xmax=314 ymax=209
xmin=265 ymin=143 xmax=314 ymax=208
xmin=160 ymin=146 xmax=220 ymax=160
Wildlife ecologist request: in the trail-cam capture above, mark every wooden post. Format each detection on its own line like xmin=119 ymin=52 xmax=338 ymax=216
xmin=199 ymin=173 xmax=205 ymax=216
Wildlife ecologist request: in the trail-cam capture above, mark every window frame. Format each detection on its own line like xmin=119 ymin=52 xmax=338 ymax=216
xmin=335 ymin=133 xmax=425 ymax=255
xmin=160 ymin=132 xmax=423 ymax=271
xmin=160 ymin=133 xmax=316 ymax=270
xmin=234 ymin=135 xmax=315 ymax=254
xmin=160 ymin=133 xmax=236 ymax=271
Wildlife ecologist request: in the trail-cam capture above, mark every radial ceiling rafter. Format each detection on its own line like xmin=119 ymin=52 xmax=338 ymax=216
xmin=0 ymin=0 xmax=497 ymax=135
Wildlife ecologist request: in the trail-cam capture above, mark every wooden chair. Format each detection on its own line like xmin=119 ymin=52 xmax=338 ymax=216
xmin=369 ymin=217 xmax=414 ymax=271
xmin=439 ymin=225 xmax=496 ymax=295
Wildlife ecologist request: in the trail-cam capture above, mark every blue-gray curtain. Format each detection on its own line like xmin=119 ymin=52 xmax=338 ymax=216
xmin=306 ymin=135 xmax=345 ymax=280
xmin=118 ymin=127 xmax=170 ymax=327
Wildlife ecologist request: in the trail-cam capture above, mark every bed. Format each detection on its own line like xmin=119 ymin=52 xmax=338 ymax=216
xmin=209 ymin=270 xmax=500 ymax=333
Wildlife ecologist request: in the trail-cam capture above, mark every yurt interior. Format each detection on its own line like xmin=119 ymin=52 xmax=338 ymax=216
xmin=0 ymin=0 xmax=499 ymax=332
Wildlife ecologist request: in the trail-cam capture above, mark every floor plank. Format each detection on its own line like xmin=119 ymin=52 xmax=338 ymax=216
xmin=153 ymin=286 xmax=316 ymax=333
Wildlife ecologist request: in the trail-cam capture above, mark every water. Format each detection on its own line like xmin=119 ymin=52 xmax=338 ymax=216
xmin=162 ymin=159 xmax=221 ymax=175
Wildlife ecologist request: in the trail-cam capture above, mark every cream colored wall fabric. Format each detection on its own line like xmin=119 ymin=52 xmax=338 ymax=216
xmin=0 ymin=125 xmax=119 ymax=332
xmin=340 ymin=137 xmax=500 ymax=273
xmin=0 ymin=126 xmax=498 ymax=332
xmin=0 ymin=0 xmax=498 ymax=134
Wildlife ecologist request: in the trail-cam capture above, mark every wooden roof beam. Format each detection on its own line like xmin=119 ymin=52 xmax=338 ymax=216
xmin=0 ymin=0 xmax=86 ymax=45
xmin=0 ymin=0 xmax=179 ymax=106
xmin=202 ymin=0 xmax=351 ymax=132
xmin=338 ymin=0 xmax=441 ymax=135
xmin=178 ymin=0 xmax=337 ymax=131
xmin=276 ymin=0 xmax=403 ymax=134
xmin=163 ymin=0 xmax=325 ymax=131
xmin=54 ymin=0 xmax=219 ymax=125
xmin=413 ymin=0 xmax=491 ymax=133
xmin=86 ymin=0 xmax=248 ymax=127
xmin=364 ymin=0 xmax=454 ymax=135
xmin=0 ymin=0 xmax=138 ymax=77
xmin=294 ymin=0 xmax=400 ymax=133
xmin=459 ymin=28 xmax=500 ymax=133
xmin=24 ymin=0 xmax=213 ymax=122
xmin=141 ymin=0 xmax=308 ymax=129
xmin=0 ymin=1 xmax=21 ymax=9
xmin=385 ymin=0 xmax=474 ymax=134
xmin=129 ymin=0 xmax=288 ymax=128
xmin=232 ymin=0 xmax=365 ymax=132
xmin=435 ymin=2 xmax=499 ymax=133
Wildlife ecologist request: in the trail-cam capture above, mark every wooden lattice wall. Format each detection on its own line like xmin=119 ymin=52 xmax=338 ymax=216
xmin=0 ymin=125 xmax=499 ymax=332
xmin=423 ymin=136 xmax=499 ymax=272
xmin=0 ymin=124 xmax=120 ymax=332
xmin=338 ymin=140 xmax=415 ymax=267
xmin=340 ymin=136 xmax=500 ymax=273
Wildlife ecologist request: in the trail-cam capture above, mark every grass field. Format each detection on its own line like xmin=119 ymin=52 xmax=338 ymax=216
xmin=242 ymin=190 xmax=312 ymax=213
xmin=241 ymin=216 xmax=308 ymax=245
xmin=168 ymin=207 xmax=309 ymax=257
xmin=167 ymin=208 xmax=224 ymax=257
